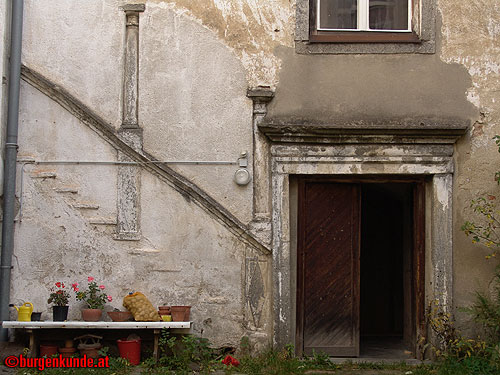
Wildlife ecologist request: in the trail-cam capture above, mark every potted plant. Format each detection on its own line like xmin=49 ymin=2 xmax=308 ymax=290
xmin=72 ymin=277 xmax=112 ymax=321
xmin=47 ymin=282 xmax=70 ymax=321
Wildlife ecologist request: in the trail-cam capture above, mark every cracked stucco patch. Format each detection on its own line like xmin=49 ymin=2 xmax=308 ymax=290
xmin=145 ymin=0 xmax=295 ymax=87
xmin=439 ymin=0 xmax=500 ymax=116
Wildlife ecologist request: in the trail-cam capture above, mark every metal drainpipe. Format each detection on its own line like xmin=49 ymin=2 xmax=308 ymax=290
xmin=0 ymin=0 xmax=24 ymax=341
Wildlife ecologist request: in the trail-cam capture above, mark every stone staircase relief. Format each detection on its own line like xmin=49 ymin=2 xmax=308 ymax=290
xmin=20 ymin=65 xmax=270 ymax=257
xmin=25 ymin=165 xmax=117 ymax=230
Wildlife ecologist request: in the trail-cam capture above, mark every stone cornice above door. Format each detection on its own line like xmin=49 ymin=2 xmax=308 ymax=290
xmin=258 ymin=119 xmax=469 ymax=145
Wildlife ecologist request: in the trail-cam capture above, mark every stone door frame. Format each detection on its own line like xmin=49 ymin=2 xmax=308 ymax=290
xmin=258 ymin=122 xmax=468 ymax=350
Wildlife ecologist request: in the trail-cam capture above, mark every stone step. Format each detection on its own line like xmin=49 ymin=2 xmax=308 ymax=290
xmin=88 ymin=217 xmax=116 ymax=225
xmin=30 ymin=170 xmax=57 ymax=179
xmin=72 ymin=202 xmax=100 ymax=210
xmin=54 ymin=186 xmax=78 ymax=194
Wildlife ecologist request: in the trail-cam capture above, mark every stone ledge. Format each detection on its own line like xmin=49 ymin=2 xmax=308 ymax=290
xmin=259 ymin=118 xmax=469 ymax=144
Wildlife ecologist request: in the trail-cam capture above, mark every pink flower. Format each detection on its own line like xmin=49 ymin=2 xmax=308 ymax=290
xmin=55 ymin=282 xmax=62 ymax=288
xmin=71 ymin=283 xmax=79 ymax=291
xmin=107 ymin=296 xmax=112 ymax=302
xmin=99 ymin=285 xmax=105 ymax=290
xmin=88 ymin=277 xmax=94 ymax=282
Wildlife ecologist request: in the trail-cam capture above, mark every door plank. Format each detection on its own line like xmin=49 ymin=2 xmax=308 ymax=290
xmin=298 ymin=182 xmax=360 ymax=357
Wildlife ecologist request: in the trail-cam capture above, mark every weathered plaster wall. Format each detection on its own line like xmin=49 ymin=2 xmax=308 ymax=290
xmin=266 ymin=51 xmax=476 ymax=124
xmin=20 ymin=0 xmax=285 ymax=224
xmin=17 ymin=82 xmax=118 ymax=216
xmin=144 ymin=0 xmax=294 ymax=87
xmin=13 ymin=82 xmax=272 ymax=349
xmin=139 ymin=3 xmax=254 ymax=223
xmin=22 ymin=0 xmax=124 ymax=129
xmin=439 ymin=0 xmax=500 ymax=332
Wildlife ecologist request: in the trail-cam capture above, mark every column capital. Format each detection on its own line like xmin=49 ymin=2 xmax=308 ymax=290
xmin=121 ymin=4 xmax=146 ymax=13
xmin=247 ymin=87 xmax=274 ymax=104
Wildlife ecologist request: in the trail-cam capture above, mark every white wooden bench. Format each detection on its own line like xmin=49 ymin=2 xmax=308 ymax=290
xmin=1 ymin=321 xmax=192 ymax=361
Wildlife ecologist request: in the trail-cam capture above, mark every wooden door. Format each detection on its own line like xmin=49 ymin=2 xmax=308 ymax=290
xmin=297 ymin=181 xmax=360 ymax=356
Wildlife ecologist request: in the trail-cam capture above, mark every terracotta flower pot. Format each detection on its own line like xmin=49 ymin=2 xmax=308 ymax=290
xmin=158 ymin=306 xmax=171 ymax=315
xmin=59 ymin=347 xmax=77 ymax=358
xmin=170 ymin=306 xmax=191 ymax=322
xmin=64 ymin=339 xmax=74 ymax=348
xmin=107 ymin=311 xmax=132 ymax=322
xmin=81 ymin=308 xmax=102 ymax=322
xmin=40 ymin=344 xmax=58 ymax=357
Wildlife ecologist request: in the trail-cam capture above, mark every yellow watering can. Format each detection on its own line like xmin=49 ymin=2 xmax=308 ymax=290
xmin=14 ymin=302 xmax=34 ymax=321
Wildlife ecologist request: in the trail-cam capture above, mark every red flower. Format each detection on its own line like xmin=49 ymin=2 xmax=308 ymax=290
xmin=71 ymin=283 xmax=79 ymax=291
xmin=99 ymin=285 xmax=105 ymax=290
xmin=222 ymin=355 xmax=240 ymax=367
xmin=88 ymin=276 xmax=94 ymax=282
xmin=55 ymin=282 xmax=62 ymax=288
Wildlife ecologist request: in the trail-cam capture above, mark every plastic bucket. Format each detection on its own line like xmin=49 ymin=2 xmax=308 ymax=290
xmin=117 ymin=338 xmax=141 ymax=365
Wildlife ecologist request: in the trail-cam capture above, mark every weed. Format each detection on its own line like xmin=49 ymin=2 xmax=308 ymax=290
xmin=143 ymin=329 xmax=217 ymax=373
xmin=240 ymin=336 xmax=251 ymax=356
xmin=305 ymin=350 xmax=332 ymax=369
xmin=462 ymin=266 xmax=500 ymax=344
xmin=427 ymin=301 xmax=500 ymax=374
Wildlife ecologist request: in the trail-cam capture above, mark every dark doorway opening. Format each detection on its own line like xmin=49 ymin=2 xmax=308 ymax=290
xmin=360 ymin=183 xmax=414 ymax=359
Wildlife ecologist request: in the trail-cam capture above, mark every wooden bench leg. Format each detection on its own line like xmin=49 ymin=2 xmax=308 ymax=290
xmin=27 ymin=329 xmax=38 ymax=357
xmin=153 ymin=329 xmax=160 ymax=362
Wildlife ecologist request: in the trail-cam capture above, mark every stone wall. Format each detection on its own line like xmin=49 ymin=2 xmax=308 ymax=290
xmin=2 ymin=0 xmax=499 ymax=350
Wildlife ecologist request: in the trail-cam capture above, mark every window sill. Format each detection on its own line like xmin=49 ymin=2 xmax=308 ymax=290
xmin=309 ymin=31 xmax=421 ymax=44
xmin=295 ymin=38 xmax=435 ymax=54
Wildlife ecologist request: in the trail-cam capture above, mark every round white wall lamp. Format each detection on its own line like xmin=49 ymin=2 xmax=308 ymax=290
xmin=234 ymin=168 xmax=251 ymax=186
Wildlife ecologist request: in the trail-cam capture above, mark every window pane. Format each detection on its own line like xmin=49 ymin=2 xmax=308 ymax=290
xmin=319 ymin=0 xmax=357 ymax=29
xmin=369 ymin=0 xmax=408 ymax=30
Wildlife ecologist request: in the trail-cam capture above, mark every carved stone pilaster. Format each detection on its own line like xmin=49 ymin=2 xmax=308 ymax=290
xmin=115 ymin=156 xmax=142 ymax=241
xmin=247 ymin=88 xmax=274 ymax=245
xmin=121 ymin=4 xmax=144 ymax=129
xmin=115 ymin=4 xmax=145 ymax=241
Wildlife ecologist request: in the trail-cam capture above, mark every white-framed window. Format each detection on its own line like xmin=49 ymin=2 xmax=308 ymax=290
xmin=317 ymin=0 xmax=412 ymax=32
xmin=295 ymin=0 xmax=436 ymax=54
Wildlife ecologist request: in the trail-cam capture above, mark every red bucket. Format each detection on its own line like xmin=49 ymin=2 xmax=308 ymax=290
xmin=117 ymin=338 xmax=141 ymax=365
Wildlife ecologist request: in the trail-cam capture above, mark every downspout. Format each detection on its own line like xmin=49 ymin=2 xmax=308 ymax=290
xmin=0 ymin=0 xmax=24 ymax=341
